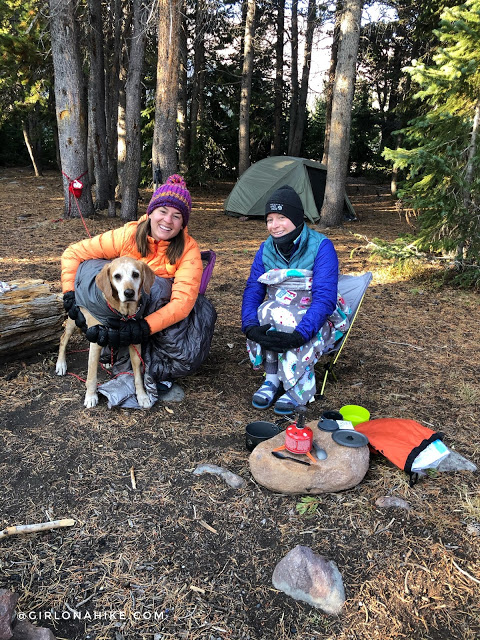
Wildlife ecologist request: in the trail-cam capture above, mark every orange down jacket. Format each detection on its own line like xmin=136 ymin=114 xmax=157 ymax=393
xmin=61 ymin=215 xmax=203 ymax=334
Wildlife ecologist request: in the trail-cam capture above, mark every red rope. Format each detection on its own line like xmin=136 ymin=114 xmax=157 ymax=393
xmin=61 ymin=169 xmax=91 ymax=238
xmin=105 ymin=300 xmax=139 ymax=320
xmin=67 ymin=345 xmax=145 ymax=385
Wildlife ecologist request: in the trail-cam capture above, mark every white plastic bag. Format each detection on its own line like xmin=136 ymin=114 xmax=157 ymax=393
xmin=411 ymin=439 xmax=450 ymax=472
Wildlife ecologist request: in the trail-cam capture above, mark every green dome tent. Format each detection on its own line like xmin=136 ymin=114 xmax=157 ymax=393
xmin=224 ymin=156 xmax=356 ymax=222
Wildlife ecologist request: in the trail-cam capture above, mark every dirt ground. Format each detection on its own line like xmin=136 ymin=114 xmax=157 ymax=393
xmin=0 ymin=166 xmax=479 ymax=640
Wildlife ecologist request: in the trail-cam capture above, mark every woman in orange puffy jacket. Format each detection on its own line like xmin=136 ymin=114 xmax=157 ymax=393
xmin=61 ymin=175 xmax=210 ymax=396
xmin=62 ymin=174 xmax=203 ymax=336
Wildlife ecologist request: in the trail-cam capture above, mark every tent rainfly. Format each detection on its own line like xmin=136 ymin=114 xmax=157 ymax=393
xmin=224 ymin=156 xmax=356 ymax=223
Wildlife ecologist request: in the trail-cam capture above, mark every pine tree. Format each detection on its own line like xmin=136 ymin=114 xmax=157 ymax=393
xmin=383 ymin=0 xmax=480 ymax=278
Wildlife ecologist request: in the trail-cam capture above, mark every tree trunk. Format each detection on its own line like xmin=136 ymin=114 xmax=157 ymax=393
xmin=48 ymin=0 xmax=94 ymax=219
xmin=178 ymin=11 xmax=188 ymax=174
xmin=22 ymin=120 xmax=42 ymax=177
xmin=87 ymin=79 xmax=96 ymax=181
xmin=88 ymin=0 xmax=109 ymax=210
xmin=117 ymin=55 xmax=127 ymax=200
xmin=322 ymin=2 xmax=342 ymax=165
xmin=238 ymin=0 xmax=256 ymax=177
xmin=457 ymin=97 xmax=480 ymax=265
xmin=106 ymin=0 xmax=123 ymax=217
xmin=320 ymin=0 xmax=363 ymax=228
xmin=0 ymin=280 xmax=64 ymax=363
xmin=48 ymin=85 xmax=61 ymax=170
xmin=120 ymin=0 xmax=148 ymax=221
xmin=289 ymin=0 xmax=316 ymax=157
xmin=272 ymin=0 xmax=285 ymax=156
xmin=287 ymin=0 xmax=298 ymax=155
xmin=152 ymin=0 xmax=181 ymax=184
xmin=189 ymin=0 xmax=206 ymax=158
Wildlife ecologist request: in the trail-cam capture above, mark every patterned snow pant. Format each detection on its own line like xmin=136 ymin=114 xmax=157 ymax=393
xmin=246 ymin=268 xmax=350 ymax=405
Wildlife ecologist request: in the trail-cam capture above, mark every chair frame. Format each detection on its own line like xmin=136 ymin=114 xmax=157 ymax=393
xmin=317 ymin=272 xmax=372 ymax=397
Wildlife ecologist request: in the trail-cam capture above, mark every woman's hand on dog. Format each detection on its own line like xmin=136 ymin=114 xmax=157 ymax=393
xmin=63 ymin=291 xmax=76 ymax=313
xmin=85 ymin=319 xmax=151 ymax=347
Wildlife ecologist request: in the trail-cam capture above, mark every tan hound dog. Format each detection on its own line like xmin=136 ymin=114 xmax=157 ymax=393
xmin=56 ymin=257 xmax=155 ymax=408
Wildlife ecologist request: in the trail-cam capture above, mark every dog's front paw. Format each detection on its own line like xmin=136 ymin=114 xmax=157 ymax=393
xmin=84 ymin=392 xmax=99 ymax=408
xmin=55 ymin=360 xmax=67 ymax=376
xmin=137 ymin=393 xmax=152 ymax=410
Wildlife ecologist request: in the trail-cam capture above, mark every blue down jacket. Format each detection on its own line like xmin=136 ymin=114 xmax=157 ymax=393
xmin=241 ymin=225 xmax=339 ymax=342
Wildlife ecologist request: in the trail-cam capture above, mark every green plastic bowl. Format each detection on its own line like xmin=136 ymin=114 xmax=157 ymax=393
xmin=339 ymin=405 xmax=370 ymax=427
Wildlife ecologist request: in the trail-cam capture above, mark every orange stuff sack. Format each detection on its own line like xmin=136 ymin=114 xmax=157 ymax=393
xmin=355 ymin=418 xmax=444 ymax=485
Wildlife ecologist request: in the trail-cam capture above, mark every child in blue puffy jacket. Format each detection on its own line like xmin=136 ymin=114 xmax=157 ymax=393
xmin=241 ymin=185 xmax=349 ymax=415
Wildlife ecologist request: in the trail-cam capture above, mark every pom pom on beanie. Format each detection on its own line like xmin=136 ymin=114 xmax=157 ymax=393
xmin=146 ymin=174 xmax=192 ymax=226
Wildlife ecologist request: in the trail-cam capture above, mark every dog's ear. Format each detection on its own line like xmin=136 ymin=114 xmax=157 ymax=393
xmin=96 ymin=262 xmax=114 ymax=301
xmin=141 ymin=262 xmax=156 ymax=295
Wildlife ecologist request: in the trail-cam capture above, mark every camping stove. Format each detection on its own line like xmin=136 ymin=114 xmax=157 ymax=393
xmin=285 ymin=422 xmax=313 ymax=454
xmin=272 ymin=406 xmax=317 ymax=463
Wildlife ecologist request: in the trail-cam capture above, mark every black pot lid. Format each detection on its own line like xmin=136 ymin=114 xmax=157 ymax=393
xmin=332 ymin=429 xmax=369 ymax=448
xmin=317 ymin=418 xmax=339 ymax=432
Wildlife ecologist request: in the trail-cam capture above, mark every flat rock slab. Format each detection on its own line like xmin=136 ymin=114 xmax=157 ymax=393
xmin=249 ymin=420 xmax=369 ymax=494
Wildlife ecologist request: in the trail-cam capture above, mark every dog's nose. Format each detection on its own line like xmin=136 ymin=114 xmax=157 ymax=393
xmin=124 ymin=289 xmax=135 ymax=299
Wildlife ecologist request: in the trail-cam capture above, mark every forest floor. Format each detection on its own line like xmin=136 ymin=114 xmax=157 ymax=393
xmin=0 ymin=166 xmax=479 ymax=640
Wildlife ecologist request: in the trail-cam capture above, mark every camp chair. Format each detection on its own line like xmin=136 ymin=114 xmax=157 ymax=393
xmin=200 ymin=250 xmax=216 ymax=294
xmin=318 ymin=271 xmax=373 ymax=397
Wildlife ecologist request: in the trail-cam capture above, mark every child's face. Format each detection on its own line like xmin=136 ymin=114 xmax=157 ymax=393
xmin=266 ymin=213 xmax=296 ymax=238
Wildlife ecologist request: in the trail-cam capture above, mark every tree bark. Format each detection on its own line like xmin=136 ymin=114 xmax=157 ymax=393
xmin=49 ymin=0 xmax=94 ymax=219
xmin=272 ymin=0 xmax=285 ymax=156
xmin=320 ymin=0 xmax=363 ymax=227
xmin=178 ymin=11 xmax=188 ymax=174
xmin=322 ymin=2 xmax=342 ymax=165
xmin=287 ymin=0 xmax=299 ymax=155
xmin=105 ymin=0 xmax=123 ymax=217
xmin=117 ymin=44 xmax=128 ymax=200
xmin=88 ymin=0 xmax=109 ymax=210
xmin=189 ymin=0 xmax=206 ymax=158
xmin=289 ymin=0 xmax=316 ymax=157
xmin=457 ymin=97 xmax=480 ymax=265
xmin=120 ymin=0 xmax=148 ymax=221
xmin=0 ymin=280 xmax=63 ymax=363
xmin=238 ymin=0 xmax=256 ymax=176
xmin=152 ymin=0 xmax=181 ymax=184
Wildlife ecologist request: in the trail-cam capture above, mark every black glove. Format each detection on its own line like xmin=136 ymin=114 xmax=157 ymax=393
xmin=245 ymin=324 xmax=272 ymax=344
xmin=263 ymin=329 xmax=305 ymax=353
xmin=63 ymin=291 xmax=76 ymax=313
xmin=85 ymin=324 xmax=110 ymax=347
xmin=86 ymin=319 xmax=151 ymax=348
xmin=245 ymin=324 xmax=290 ymax=351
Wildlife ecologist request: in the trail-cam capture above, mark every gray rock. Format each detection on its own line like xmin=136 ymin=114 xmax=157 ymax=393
xmin=436 ymin=450 xmax=477 ymax=473
xmin=0 ymin=589 xmax=18 ymax=640
xmin=249 ymin=420 xmax=369 ymax=494
xmin=193 ymin=464 xmax=246 ymax=489
xmin=159 ymin=383 xmax=185 ymax=403
xmin=272 ymin=545 xmax=345 ymax=615
xmin=11 ymin=620 xmax=56 ymax=640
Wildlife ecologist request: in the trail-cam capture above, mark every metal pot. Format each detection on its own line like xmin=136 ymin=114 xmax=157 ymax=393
xmin=245 ymin=421 xmax=281 ymax=452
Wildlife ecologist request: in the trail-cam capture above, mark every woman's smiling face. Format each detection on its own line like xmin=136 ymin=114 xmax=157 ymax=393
xmin=149 ymin=206 xmax=183 ymax=241
xmin=266 ymin=212 xmax=296 ymax=238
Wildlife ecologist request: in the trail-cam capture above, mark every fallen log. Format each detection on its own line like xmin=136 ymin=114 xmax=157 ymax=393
xmin=0 ymin=279 xmax=64 ymax=363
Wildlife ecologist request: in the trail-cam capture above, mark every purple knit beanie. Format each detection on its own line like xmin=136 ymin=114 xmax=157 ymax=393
xmin=146 ymin=174 xmax=192 ymax=226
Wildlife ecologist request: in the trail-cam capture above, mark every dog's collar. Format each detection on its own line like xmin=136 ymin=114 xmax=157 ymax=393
xmin=105 ymin=299 xmax=142 ymax=320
